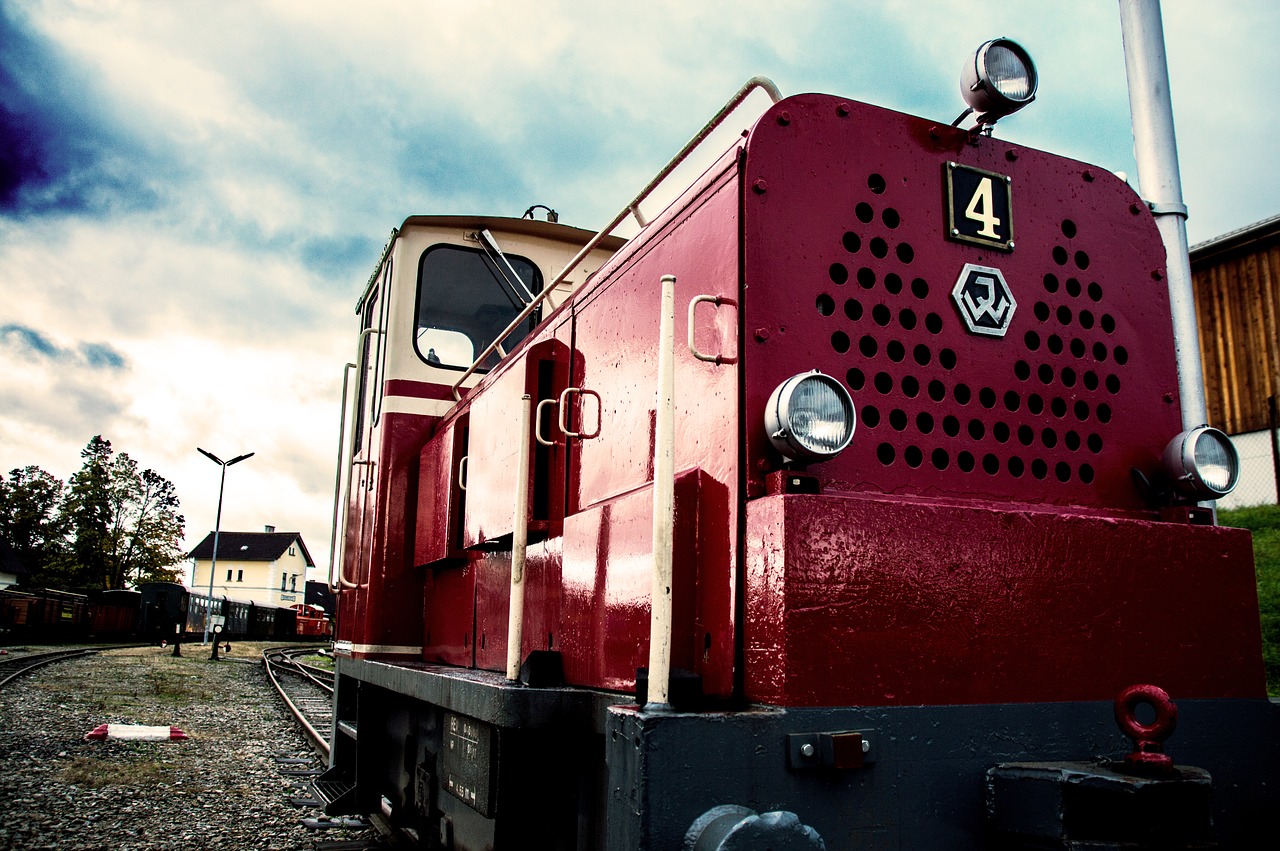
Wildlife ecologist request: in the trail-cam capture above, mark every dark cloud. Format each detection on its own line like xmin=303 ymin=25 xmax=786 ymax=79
xmin=0 ymin=324 xmax=127 ymax=370
xmin=0 ymin=5 xmax=167 ymax=218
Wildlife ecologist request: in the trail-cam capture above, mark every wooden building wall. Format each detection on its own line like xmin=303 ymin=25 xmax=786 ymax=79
xmin=1190 ymin=217 xmax=1280 ymax=436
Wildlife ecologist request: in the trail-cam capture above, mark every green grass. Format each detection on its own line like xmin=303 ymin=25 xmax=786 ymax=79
xmin=59 ymin=755 xmax=177 ymax=789
xmin=1218 ymin=504 xmax=1280 ymax=696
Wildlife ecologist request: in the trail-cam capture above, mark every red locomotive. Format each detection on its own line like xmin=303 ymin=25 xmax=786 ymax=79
xmin=319 ymin=39 xmax=1278 ymax=850
xmin=290 ymin=603 xmax=331 ymax=638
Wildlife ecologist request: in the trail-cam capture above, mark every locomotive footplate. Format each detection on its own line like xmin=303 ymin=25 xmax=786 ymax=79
xmin=329 ymin=656 xmax=626 ymax=850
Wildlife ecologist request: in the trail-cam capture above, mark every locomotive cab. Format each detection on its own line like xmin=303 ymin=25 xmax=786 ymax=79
xmin=331 ymin=216 xmax=624 ymax=658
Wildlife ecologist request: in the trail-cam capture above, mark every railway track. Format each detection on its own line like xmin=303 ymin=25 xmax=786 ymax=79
xmin=264 ymin=645 xmax=335 ymax=757
xmin=0 ymin=647 xmax=97 ymax=689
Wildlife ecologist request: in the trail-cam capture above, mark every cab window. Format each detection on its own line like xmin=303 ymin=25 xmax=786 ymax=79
xmin=415 ymin=244 xmax=542 ymax=371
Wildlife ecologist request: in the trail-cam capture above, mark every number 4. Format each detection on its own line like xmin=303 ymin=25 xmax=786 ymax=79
xmin=965 ymin=177 xmax=1002 ymax=239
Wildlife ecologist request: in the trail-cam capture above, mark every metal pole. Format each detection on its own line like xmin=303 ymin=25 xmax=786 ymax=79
xmin=197 ymin=448 xmax=253 ymax=644
xmin=1118 ymin=0 xmax=1208 ymax=429
xmin=1269 ymin=395 xmax=1280 ymax=504
xmin=204 ymin=464 xmax=227 ymax=645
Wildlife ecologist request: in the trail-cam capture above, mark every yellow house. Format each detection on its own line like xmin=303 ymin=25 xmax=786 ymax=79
xmin=188 ymin=525 xmax=315 ymax=607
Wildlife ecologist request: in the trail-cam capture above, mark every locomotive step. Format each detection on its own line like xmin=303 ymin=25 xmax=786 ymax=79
xmin=313 ymin=768 xmax=358 ymax=816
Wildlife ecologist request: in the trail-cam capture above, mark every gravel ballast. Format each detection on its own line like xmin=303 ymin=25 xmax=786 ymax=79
xmin=0 ymin=644 xmax=371 ymax=851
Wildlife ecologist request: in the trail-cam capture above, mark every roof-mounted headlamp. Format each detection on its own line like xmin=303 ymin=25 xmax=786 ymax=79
xmin=957 ymin=37 xmax=1038 ymax=126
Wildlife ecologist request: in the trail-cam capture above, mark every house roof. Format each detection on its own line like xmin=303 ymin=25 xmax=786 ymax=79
xmin=188 ymin=531 xmax=316 ymax=567
xmin=1189 ymin=212 xmax=1280 ymax=266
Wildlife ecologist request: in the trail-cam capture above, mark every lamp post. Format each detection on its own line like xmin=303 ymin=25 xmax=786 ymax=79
xmin=197 ymin=447 xmax=254 ymax=644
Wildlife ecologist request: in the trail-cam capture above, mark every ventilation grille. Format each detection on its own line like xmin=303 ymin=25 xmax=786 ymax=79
xmin=820 ymin=177 xmax=1136 ymax=495
xmin=742 ymin=97 xmax=1178 ymax=512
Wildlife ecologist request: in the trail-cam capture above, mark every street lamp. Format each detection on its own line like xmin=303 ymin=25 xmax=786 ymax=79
xmin=197 ymin=447 xmax=254 ymax=644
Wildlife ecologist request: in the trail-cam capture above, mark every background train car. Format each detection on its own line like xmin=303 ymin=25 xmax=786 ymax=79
xmin=137 ymin=581 xmax=190 ymax=643
xmin=88 ymin=589 xmax=142 ymax=639
xmin=0 ymin=588 xmax=90 ymax=643
xmin=223 ymin=597 xmax=250 ymax=638
xmin=270 ymin=604 xmax=298 ymax=640
xmin=291 ymin=603 xmax=331 ymax=638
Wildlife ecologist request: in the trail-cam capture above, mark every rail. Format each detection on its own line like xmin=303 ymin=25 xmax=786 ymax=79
xmin=0 ymin=647 xmax=96 ymax=690
xmin=263 ymin=646 xmax=334 ymax=757
xmin=450 ymin=76 xmax=782 ymax=399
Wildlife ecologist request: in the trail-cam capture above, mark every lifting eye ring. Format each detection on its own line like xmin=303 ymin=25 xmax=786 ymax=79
xmin=1114 ymin=683 xmax=1177 ymax=741
xmin=1113 ymin=683 xmax=1178 ymax=777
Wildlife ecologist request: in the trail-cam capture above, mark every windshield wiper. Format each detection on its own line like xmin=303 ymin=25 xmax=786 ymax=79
xmin=476 ymin=229 xmax=535 ymax=307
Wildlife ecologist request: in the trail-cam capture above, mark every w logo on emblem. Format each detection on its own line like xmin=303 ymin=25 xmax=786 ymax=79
xmin=951 ymin=264 xmax=1017 ymax=337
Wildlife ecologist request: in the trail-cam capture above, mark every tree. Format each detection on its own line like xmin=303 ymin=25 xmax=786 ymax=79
xmin=0 ymin=465 xmax=70 ymax=583
xmin=59 ymin=436 xmax=113 ymax=589
xmin=61 ymin=436 xmax=186 ymax=589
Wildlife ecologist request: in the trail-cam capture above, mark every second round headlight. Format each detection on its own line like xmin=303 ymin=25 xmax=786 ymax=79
xmin=764 ymin=371 xmax=856 ymax=462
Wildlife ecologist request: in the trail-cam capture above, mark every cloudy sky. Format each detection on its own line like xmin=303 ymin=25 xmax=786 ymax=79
xmin=2 ymin=0 xmax=1277 ymax=584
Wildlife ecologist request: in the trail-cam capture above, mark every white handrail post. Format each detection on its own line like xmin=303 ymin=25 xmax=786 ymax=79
xmin=338 ymin=327 xmax=381 ymax=589
xmin=327 ymin=362 xmax=356 ymax=592
xmin=646 ymin=275 xmax=678 ymax=709
xmin=506 ymin=394 xmax=534 ymax=681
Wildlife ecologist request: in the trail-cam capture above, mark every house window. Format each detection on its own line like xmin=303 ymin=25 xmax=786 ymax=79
xmin=226 ymin=569 xmax=232 ymax=581
xmin=289 ymin=546 xmax=296 ymax=556
xmin=281 ymin=574 xmax=287 ymax=591
xmin=237 ymin=569 xmax=243 ymax=582
xmin=291 ymin=574 xmax=297 ymax=592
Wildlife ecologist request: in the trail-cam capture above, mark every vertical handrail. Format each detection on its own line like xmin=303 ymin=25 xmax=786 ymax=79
xmin=338 ymin=327 xmax=382 ymax=589
xmin=327 ymin=361 xmax=355 ymax=592
xmin=451 ymin=77 xmax=782 ymax=400
xmin=506 ymin=394 xmax=534 ymax=681
xmin=646 ymin=275 xmax=678 ymax=708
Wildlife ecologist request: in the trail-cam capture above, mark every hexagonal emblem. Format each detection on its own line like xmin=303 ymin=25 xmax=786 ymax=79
xmin=951 ymin=263 xmax=1016 ymax=337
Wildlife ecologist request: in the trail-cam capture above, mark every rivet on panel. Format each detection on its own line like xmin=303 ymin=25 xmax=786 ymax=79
xmin=754 ymin=327 xmax=771 ymax=342
xmin=1130 ymin=203 xmax=1143 ymax=215
xmin=1083 ymin=169 xmax=1096 ymax=182
xmin=1163 ymin=393 xmax=1176 ymax=404
xmin=1006 ymin=149 xmax=1020 ymax=161
xmin=837 ymin=103 xmax=851 ymax=117
xmin=1152 ymin=269 xmax=1164 ymax=280
xmin=753 ymin=179 xmax=769 ymax=194
xmin=777 ymin=111 xmax=791 ymax=126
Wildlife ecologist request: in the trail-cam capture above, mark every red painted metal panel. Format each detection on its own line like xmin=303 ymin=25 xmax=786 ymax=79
xmin=745 ymin=493 xmax=1265 ymax=707
xmin=558 ymin=472 xmax=703 ymax=692
xmin=414 ymin=418 xmax=467 ymax=568
xmin=341 ymin=411 xmax=431 ymax=656
xmin=568 ymin=164 xmax=741 ymax=513
xmin=462 ymin=365 xmax=529 ymax=549
xmin=558 ymin=164 xmax=743 ymax=696
xmin=741 ymin=95 xmax=1181 ymax=514
xmin=424 ymin=561 xmax=475 ymax=665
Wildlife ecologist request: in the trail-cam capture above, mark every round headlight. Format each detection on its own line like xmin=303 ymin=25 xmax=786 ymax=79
xmin=961 ymin=38 xmax=1038 ymax=123
xmin=1161 ymin=426 xmax=1240 ymax=499
xmin=764 ymin=371 xmax=856 ymax=462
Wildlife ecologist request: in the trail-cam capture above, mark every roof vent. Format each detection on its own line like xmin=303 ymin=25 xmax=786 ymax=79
xmin=264 ymin=525 xmax=275 ymax=533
